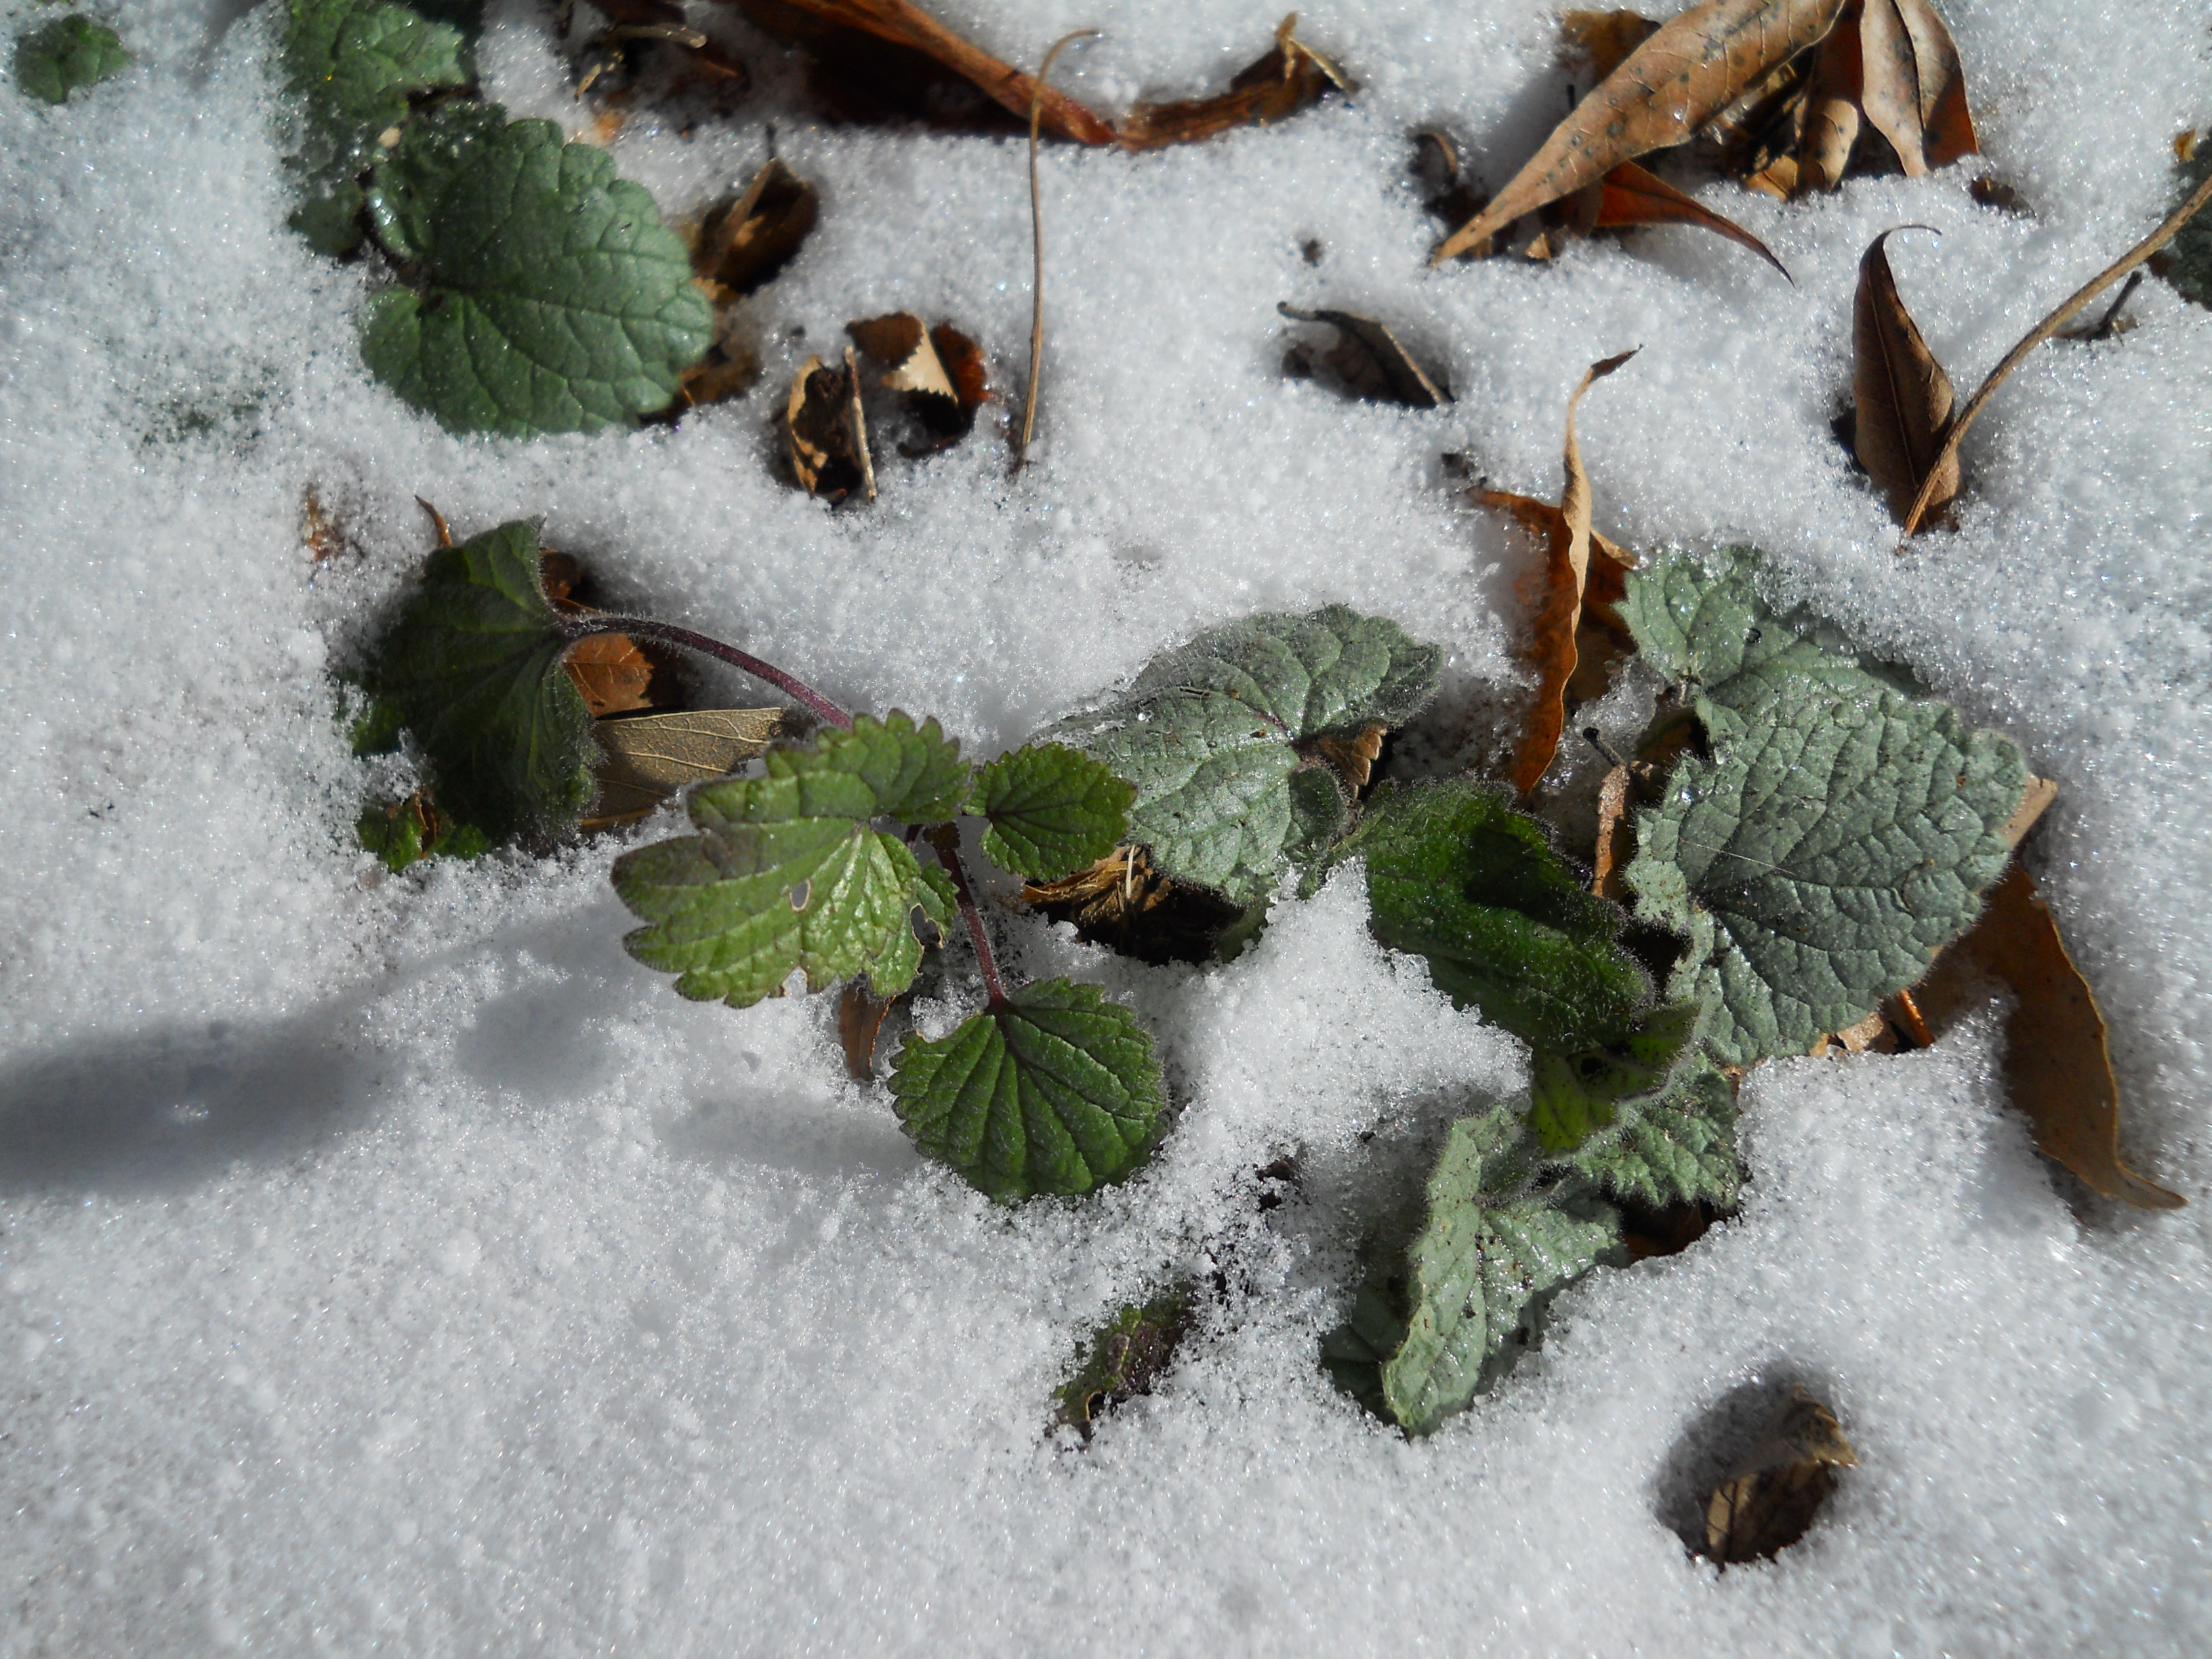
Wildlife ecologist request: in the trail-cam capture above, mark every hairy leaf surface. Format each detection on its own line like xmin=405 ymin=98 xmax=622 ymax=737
xmin=888 ymin=980 xmax=1168 ymax=1200
xmin=282 ymin=0 xmax=469 ymax=253
xmin=968 ymin=743 xmax=1134 ymax=882
xmin=364 ymin=518 xmax=593 ymax=840
xmin=1330 ymin=782 xmax=1652 ymax=1056
xmin=1040 ymin=608 xmax=1439 ymax=905
xmin=1528 ymin=1000 xmax=1702 ymax=1152
xmin=362 ymin=104 xmax=712 ymax=435
xmin=14 ymin=14 xmax=129 ymax=104
xmin=1563 ymin=1056 xmax=1741 ymax=1209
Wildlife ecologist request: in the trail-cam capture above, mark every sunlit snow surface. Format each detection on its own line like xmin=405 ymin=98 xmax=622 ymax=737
xmin=2 ymin=0 xmax=2209 ymax=1650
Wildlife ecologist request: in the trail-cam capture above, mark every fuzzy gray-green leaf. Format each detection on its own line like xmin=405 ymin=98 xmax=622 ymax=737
xmin=888 ymin=979 xmax=1167 ymax=1200
xmin=281 ymin=0 xmax=469 ymax=253
xmin=1563 ymin=1057 xmax=1740 ymax=1210
xmin=1626 ymin=680 xmax=2026 ymax=1064
xmin=363 ymin=518 xmax=593 ymax=841
xmin=1528 ymin=1000 xmax=1702 ymax=1153
xmin=1040 ymin=607 xmax=1439 ymax=905
xmin=361 ymin=103 xmax=712 ymax=436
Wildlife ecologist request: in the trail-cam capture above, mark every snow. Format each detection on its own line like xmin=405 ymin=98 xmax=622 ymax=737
xmin=2 ymin=0 xmax=2209 ymax=1650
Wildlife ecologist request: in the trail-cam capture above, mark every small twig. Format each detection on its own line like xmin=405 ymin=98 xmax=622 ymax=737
xmin=2066 ymin=270 xmax=2144 ymax=342
xmin=926 ymin=826 xmax=1008 ymax=1008
xmin=416 ymin=497 xmax=453 ymax=548
xmin=558 ymin=612 xmax=853 ymax=730
xmin=1580 ymin=726 xmax=1629 ymax=771
xmin=1900 ymin=165 xmax=2212 ymax=540
xmin=1013 ymin=29 xmax=1099 ymax=474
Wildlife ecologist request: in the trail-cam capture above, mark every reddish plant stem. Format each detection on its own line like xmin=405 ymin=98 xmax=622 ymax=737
xmin=926 ymin=826 xmax=1008 ymax=1009
xmin=559 ymin=613 xmax=853 ymax=729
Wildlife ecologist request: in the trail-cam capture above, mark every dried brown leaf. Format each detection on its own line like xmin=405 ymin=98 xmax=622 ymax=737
xmin=582 ymin=707 xmax=785 ymax=830
xmin=1025 ymin=845 xmax=1244 ymax=966
xmin=784 ymin=349 xmax=876 ymax=501
xmin=1591 ymin=763 xmax=1632 ymax=899
xmin=1591 ymin=159 xmax=1792 ymax=276
xmin=1309 ymin=723 xmax=1385 ymax=792
xmin=1435 ymin=0 xmax=1849 ymax=262
xmin=1856 ymin=0 xmax=1975 ymax=178
xmin=302 ymin=489 xmax=349 ymax=563
xmin=564 ymin=633 xmax=655 ymax=717
xmin=847 ymin=310 xmax=989 ymax=447
xmin=837 ymin=980 xmax=898 ymax=1080
xmin=1496 ymin=350 xmax=1636 ymax=795
xmin=1560 ymin=9 xmax=1659 ymax=81
xmin=1999 ymin=773 xmax=2057 ymax=850
xmin=696 ymin=157 xmax=818 ymax=295
xmin=1118 ymin=12 xmax=1350 ymax=151
xmin=1853 ymin=228 xmax=1958 ymax=525
xmin=1909 ymin=866 xmax=2184 ymax=1209
xmin=1704 ymin=1385 xmax=1858 ymax=1563
xmin=1276 ymin=304 xmax=1450 ymax=407
xmin=1793 ymin=1 xmax=1862 ymax=190
xmin=723 ymin=0 xmax=1118 ymax=144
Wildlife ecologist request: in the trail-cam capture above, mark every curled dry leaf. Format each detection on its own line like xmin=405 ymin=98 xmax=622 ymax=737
xmin=1436 ymin=0 xmax=1848 ymax=262
xmin=837 ymin=979 xmax=899 ymax=1080
xmin=1307 ymin=723 xmax=1385 ymax=792
xmin=1704 ymin=1385 xmax=1858 ymax=1563
xmin=582 ymin=706 xmax=785 ymax=830
xmin=1483 ymin=349 xmax=1637 ymax=795
xmin=1560 ymin=9 xmax=1659 ymax=81
xmin=722 ymin=0 xmax=1118 ymax=144
xmin=1024 ymin=844 xmax=1245 ymax=966
xmin=785 ymin=348 xmax=876 ymax=501
xmin=1856 ymin=0 xmax=1975 ymax=177
xmin=564 ymin=633 xmax=655 ymax=717
xmin=1118 ymin=13 xmax=1351 ymax=151
xmin=1907 ymin=865 xmax=2184 ymax=1209
xmin=1589 ymin=159 xmax=1791 ymax=277
xmin=695 ymin=156 xmax=818 ymax=297
xmin=1791 ymin=2 xmax=1863 ymax=192
xmin=1853 ymin=228 xmax=1958 ymax=525
xmin=1276 ymin=304 xmax=1450 ymax=407
xmin=847 ymin=312 xmax=989 ymax=442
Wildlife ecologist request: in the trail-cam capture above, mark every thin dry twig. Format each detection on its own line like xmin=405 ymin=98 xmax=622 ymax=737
xmin=1899 ymin=166 xmax=2212 ymax=539
xmin=1014 ymin=28 xmax=1098 ymax=474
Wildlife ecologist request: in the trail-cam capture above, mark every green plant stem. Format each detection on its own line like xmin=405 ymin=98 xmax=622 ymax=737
xmin=560 ymin=613 xmax=853 ymax=729
xmin=926 ymin=825 xmax=1008 ymax=1008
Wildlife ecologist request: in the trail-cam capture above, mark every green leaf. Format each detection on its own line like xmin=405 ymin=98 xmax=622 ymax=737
xmin=281 ymin=0 xmax=469 ymax=254
xmin=1055 ymin=1286 xmax=1193 ymax=1435
xmin=887 ymin=979 xmax=1168 ymax=1200
xmin=355 ymin=796 xmax=491 ymax=872
xmin=728 ymin=712 xmax=968 ymax=825
xmin=1527 ymin=1000 xmax=1702 ymax=1153
xmin=14 ymin=14 xmax=129 ymax=104
xmin=1329 ymin=781 xmax=1652 ymax=1056
xmin=967 ymin=743 xmax=1134 ymax=882
xmin=916 ymin=861 xmax=958 ymax=935
xmin=361 ymin=104 xmax=712 ymax=436
xmin=1039 ymin=607 xmax=1439 ymax=906
xmin=1625 ymin=678 xmax=2027 ymax=1064
xmin=1329 ymin=1107 xmax=1621 ymax=1436
xmin=363 ymin=518 xmax=594 ymax=842
xmin=1563 ymin=1057 xmax=1740 ymax=1210
xmin=2167 ymin=136 xmax=2212 ymax=311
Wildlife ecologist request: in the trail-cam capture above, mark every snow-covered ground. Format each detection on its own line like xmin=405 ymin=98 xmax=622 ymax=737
xmin=3 ymin=0 xmax=2209 ymax=1651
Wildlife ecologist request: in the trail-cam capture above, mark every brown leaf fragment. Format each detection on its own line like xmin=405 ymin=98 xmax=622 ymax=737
xmin=1793 ymin=0 xmax=1862 ymax=191
xmin=302 ymin=489 xmax=350 ymax=563
xmin=1704 ymin=1385 xmax=1858 ymax=1563
xmin=564 ymin=633 xmax=656 ymax=717
xmin=1435 ymin=0 xmax=1849 ymax=262
xmin=1276 ymin=304 xmax=1450 ymax=407
xmin=1025 ymin=845 xmax=1244 ymax=966
xmin=1309 ymin=723 xmax=1385 ymax=792
xmin=1999 ymin=773 xmax=2056 ymax=850
xmin=722 ymin=0 xmax=1118 ymax=144
xmin=1908 ymin=866 xmax=2184 ymax=1209
xmin=1118 ymin=13 xmax=1351 ymax=151
xmin=1412 ymin=128 xmax=1489 ymax=231
xmin=1967 ymin=172 xmax=2030 ymax=214
xmin=847 ymin=310 xmax=987 ymax=445
xmin=1591 ymin=763 xmax=1632 ymax=899
xmin=1560 ymin=9 xmax=1660 ymax=82
xmin=931 ymin=323 xmax=989 ymax=416
xmin=417 ymin=496 xmax=453 ymax=548
xmin=1498 ymin=349 xmax=1637 ymax=795
xmin=1591 ymin=159 xmax=1792 ymax=277
xmin=583 ymin=708 xmax=784 ymax=830
xmin=837 ymin=980 xmax=899 ymax=1080
xmin=1856 ymin=0 xmax=1975 ymax=178
xmin=1853 ymin=228 xmax=1958 ymax=525
xmin=696 ymin=157 xmax=819 ymax=296
xmin=783 ymin=349 xmax=876 ymax=501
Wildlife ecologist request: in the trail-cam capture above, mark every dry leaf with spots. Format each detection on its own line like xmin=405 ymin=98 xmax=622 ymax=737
xmin=1560 ymin=9 xmax=1658 ymax=79
xmin=1705 ymin=1385 xmax=1858 ymax=1563
xmin=1437 ymin=0 xmax=1848 ymax=261
xmin=1277 ymin=304 xmax=1450 ymax=407
xmin=1119 ymin=13 xmax=1351 ymax=151
xmin=582 ymin=707 xmax=785 ymax=830
xmin=1856 ymin=0 xmax=1975 ymax=177
xmin=1477 ymin=349 xmax=1636 ymax=794
xmin=785 ymin=348 xmax=876 ymax=501
xmin=1853 ymin=229 xmax=1958 ymax=525
xmin=695 ymin=157 xmax=819 ymax=298
xmin=1906 ymin=865 xmax=2184 ymax=1209
xmin=720 ymin=0 xmax=1117 ymax=143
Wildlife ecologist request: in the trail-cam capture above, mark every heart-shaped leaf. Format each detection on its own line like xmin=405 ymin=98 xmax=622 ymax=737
xmin=888 ymin=979 xmax=1167 ymax=1200
xmin=361 ymin=104 xmax=712 ymax=435
xmin=968 ymin=743 xmax=1134 ymax=882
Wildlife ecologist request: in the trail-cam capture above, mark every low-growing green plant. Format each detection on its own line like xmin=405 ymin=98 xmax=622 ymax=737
xmin=356 ymin=521 xmax=2036 ymax=1431
xmin=13 ymin=12 xmax=129 ymax=104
